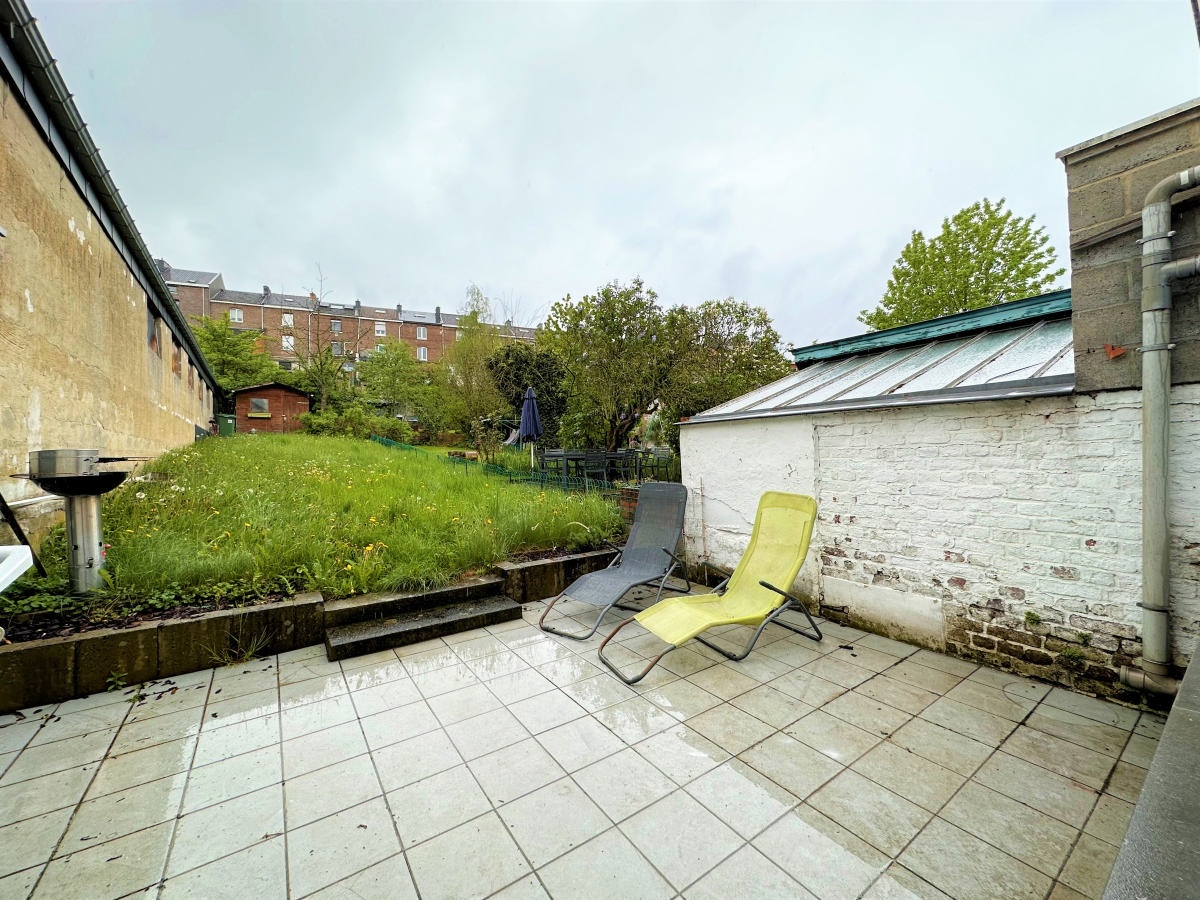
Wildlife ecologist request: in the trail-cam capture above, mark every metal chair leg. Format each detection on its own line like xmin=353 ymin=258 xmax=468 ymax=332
xmin=538 ymin=594 xmax=611 ymax=641
xmin=597 ymin=615 xmax=677 ymax=685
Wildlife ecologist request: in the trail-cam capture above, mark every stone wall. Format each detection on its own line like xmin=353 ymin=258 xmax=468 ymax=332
xmin=0 ymin=77 xmax=214 ymax=517
xmin=1058 ymin=99 xmax=1200 ymax=393
xmin=680 ymin=386 xmax=1200 ymax=699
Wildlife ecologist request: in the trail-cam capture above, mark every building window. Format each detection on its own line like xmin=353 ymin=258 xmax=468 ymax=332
xmin=417 ymin=326 xmax=427 ymax=340
xmin=279 ymin=360 xmax=293 ymax=371
xmin=375 ymin=321 xmax=386 ymax=336
xmin=281 ymin=312 xmax=294 ymax=327
xmin=248 ymin=398 xmax=270 ymax=418
xmin=332 ymin=342 xmax=344 ymax=356
xmin=229 ymin=308 xmax=244 ymax=323
xmin=417 ymin=347 xmax=428 ymax=362
xmin=331 ymin=319 xmax=342 ymax=333
xmin=281 ymin=335 xmax=295 ymax=352
xmin=147 ymin=308 xmax=161 ymax=356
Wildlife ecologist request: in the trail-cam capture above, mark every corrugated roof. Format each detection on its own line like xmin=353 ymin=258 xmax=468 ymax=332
xmin=689 ymin=291 xmax=1074 ymax=425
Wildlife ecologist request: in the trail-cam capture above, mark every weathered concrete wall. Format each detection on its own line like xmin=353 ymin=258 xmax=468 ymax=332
xmin=681 ymin=386 xmax=1200 ymax=698
xmin=0 ymin=79 xmax=213 ymax=511
xmin=1059 ymin=99 xmax=1200 ymax=393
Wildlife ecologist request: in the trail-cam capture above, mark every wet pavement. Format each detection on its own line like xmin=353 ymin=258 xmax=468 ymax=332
xmin=0 ymin=597 xmax=1163 ymax=899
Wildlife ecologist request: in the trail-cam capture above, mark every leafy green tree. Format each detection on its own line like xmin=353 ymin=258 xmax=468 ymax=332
xmin=434 ymin=292 xmax=505 ymax=434
xmin=859 ymin=198 xmax=1065 ymax=331
xmin=190 ymin=314 xmax=282 ymax=392
xmin=660 ymin=299 xmax=790 ymax=444
xmin=540 ymin=278 xmax=676 ymax=451
xmin=486 ymin=343 xmax=567 ymax=447
xmin=357 ymin=341 xmax=425 ymax=418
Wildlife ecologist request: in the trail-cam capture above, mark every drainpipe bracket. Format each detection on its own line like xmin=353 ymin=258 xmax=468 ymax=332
xmin=1137 ymin=343 xmax=1175 ymax=353
xmin=1137 ymin=231 xmax=1177 ymax=245
xmin=1136 ymin=601 xmax=1171 ymax=612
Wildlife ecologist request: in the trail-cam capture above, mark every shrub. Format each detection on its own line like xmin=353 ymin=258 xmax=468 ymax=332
xmin=300 ymin=407 xmax=412 ymax=443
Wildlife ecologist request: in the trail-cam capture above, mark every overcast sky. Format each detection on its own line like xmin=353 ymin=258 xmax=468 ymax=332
xmin=31 ymin=0 xmax=1200 ymax=344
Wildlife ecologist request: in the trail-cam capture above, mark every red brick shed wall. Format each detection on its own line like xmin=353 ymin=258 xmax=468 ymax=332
xmin=234 ymin=386 xmax=309 ymax=433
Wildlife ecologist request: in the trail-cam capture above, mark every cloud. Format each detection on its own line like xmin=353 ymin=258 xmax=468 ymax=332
xmin=32 ymin=0 xmax=1200 ymax=346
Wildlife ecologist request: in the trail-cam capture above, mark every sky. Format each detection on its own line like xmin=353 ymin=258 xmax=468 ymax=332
xmin=30 ymin=0 xmax=1200 ymax=345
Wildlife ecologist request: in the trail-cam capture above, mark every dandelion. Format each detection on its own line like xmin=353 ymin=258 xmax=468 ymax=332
xmin=485 ymin=518 xmax=493 ymax=525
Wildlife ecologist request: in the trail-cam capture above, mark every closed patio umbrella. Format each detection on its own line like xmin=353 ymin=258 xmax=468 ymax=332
xmin=518 ymin=386 xmax=543 ymax=466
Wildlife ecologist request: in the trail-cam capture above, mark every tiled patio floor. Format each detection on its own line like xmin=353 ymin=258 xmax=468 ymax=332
xmin=0 ymin=597 xmax=1164 ymax=899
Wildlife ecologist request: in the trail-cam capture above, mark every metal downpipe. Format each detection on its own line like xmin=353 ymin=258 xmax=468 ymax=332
xmin=1126 ymin=165 xmax=1200 ymax=695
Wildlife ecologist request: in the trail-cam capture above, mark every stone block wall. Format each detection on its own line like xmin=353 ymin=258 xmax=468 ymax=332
xmin=0 ymin=71 xmax=214 ymax=517
xmin=1058 ymin=99 xmax=1200 ymax=392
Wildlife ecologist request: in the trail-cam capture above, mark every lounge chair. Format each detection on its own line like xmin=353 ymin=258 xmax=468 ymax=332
xmin=538 ymin=482 xmax=689 ymax=640
xmin=598 ymin=491 xmax=821 ymax=685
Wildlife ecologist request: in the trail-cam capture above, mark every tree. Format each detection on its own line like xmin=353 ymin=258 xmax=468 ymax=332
xmin=190 ymin=314 xmax=282 ymax=392
xmin=486 ymin=343 xmax=567 ymax=447
xmin=859 ymin=198 xmax=1065 ymax=331
xmin=357 ymin=341 xmax=425 ymax=418
xmin=540 ymin=278 xmax=677 ymax=451
xmin=661 ymin=299 xmax=790 ymax=442
xmin=433 ymin=289 xmax=506 ymax=433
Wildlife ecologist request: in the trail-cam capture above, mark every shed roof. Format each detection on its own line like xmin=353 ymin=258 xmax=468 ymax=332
xmin=689 ymin=290 xmax=1074 ymax=425
xmin=232 ymin=382 xmax=310 ymax=396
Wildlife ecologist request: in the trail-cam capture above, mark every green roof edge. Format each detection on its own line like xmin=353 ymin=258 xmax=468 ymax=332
xmin=792 ymin=289 xmax=1073 ymax=364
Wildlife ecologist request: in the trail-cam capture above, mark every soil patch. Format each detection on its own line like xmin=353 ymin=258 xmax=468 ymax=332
xmin=3 ymin=593 xmax=291 ymax=644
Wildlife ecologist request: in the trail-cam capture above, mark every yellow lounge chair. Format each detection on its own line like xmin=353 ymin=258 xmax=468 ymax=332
xmin=598 ymin=491 xmax=821 ymax=685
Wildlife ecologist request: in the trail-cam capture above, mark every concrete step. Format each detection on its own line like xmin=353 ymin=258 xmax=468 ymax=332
xmin=325 ymin=594 xmax=523 ymax=661
xmin=323 ymin=575 xmax=506 ymax=629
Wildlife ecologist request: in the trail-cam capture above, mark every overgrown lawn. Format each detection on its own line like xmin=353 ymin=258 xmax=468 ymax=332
xmin=4 ymin=434 xmax=622 ymax=625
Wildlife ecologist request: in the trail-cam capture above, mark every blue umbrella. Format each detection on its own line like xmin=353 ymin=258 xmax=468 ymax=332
xmin=518 ymin=387 xmax=543 ymax=466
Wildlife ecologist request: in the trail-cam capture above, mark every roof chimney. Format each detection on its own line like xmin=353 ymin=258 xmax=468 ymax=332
xmin=354 ymin=300 xmax=361 ymax=316
xmin=435 ymin=306 xmax=442 ymax=325
xmin=396 ymin=304 xmax=403 ymax=320
xmin=263 ymin=285 xmax=271 ymax=298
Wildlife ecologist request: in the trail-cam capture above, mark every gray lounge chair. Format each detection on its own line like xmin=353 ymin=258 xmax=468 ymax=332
xmin=538 ymin=482 xmax=689 ymax=640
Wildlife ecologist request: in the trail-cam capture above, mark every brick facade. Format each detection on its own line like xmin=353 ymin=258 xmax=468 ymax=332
xmin=162 ymin=265 xmax=534 ymax=372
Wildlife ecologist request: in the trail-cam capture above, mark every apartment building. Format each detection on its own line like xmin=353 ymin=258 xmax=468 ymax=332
xmin=157 ymin=261 xmax=536 ymax=370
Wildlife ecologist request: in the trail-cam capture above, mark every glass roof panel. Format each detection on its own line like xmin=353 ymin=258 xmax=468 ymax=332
xmin=958 ymin=320 xmax=1074 ymax=386
xmin=898 ymin=331 xmax=1021 ymax=394
xmin=792 ymin=348 xmax=913 ymax=404
xmin=754 ymin=355 xmax=873 ymax=409
xmin=838 ymin=339 xmax=969 ymax=399
xmin=1041 ymin=346 xmax=1075 ymax=378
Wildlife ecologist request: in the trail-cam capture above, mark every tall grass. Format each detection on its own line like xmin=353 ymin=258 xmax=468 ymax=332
xmin=89 ymin=434 xmax=621 ymax=602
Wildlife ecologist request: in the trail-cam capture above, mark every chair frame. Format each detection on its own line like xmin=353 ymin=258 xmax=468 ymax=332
xmin=538 ymin=538 xmax=691 ymax=641
xmin=597 ymin=577 xmax=821 ymax=684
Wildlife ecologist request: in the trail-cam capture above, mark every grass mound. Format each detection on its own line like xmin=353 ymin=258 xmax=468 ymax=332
xmin=4 ymin=434 xmax=622 ymax=626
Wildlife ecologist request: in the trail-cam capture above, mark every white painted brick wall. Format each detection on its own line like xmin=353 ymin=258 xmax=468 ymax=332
xmin=681 ymin=385 xmax=1200 ymax=666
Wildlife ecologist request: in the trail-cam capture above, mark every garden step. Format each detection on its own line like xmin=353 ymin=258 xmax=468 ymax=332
xmin=323 ymin=575 xmax=507 ymax=629
xmin=325 ymin=594 xmax=523 ymax=661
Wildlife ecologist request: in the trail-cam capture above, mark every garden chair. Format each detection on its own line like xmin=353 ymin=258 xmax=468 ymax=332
xmin=538 ymin=482 xmax=689 ymax=640
xmin=598 ymin=491 xmax=821 ymax=685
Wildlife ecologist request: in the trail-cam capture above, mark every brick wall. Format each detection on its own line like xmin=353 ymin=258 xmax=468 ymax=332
xmin=681 ymin=386 xmax=1200 ymax=698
